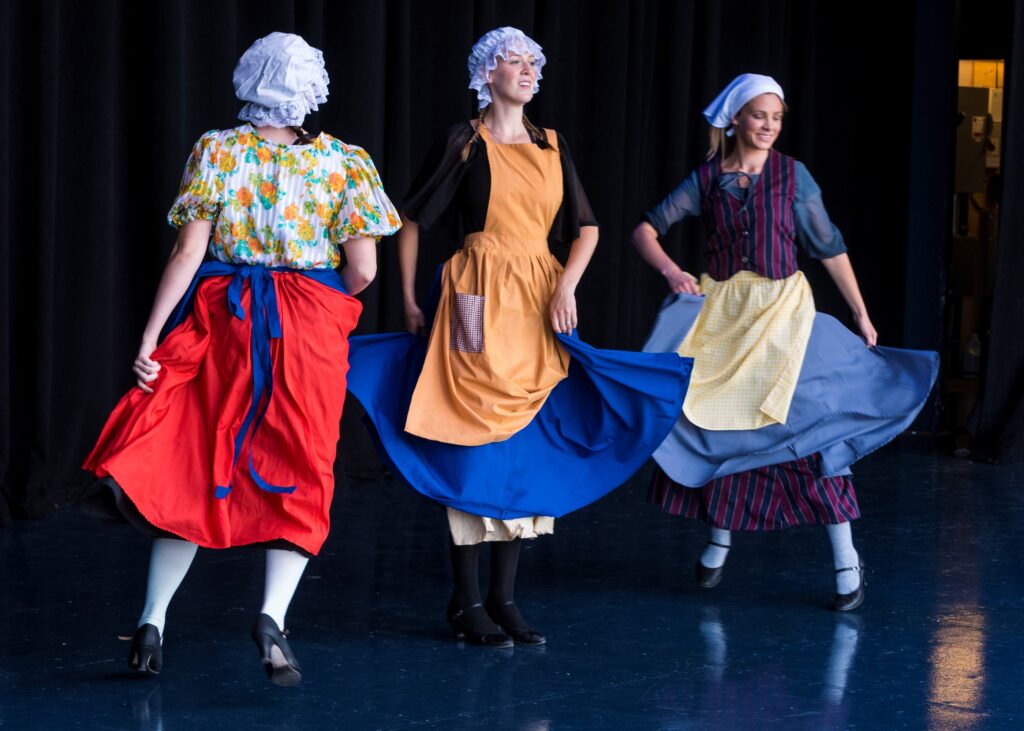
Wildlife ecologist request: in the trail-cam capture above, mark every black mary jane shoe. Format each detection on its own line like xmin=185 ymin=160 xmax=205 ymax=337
xmin=252 ymin=613 xmax=303 ymax=686
xmin=446 ymin=601 xmax=514 ymax=648
xmin=127 ymin=624 xmax=162 ymax=675
xmin=695 ymin=540 xmax=731 ymax=589
xmin=832 ymin=561 xmax=866 ymax=612
xmin=484 ymin=599 xmax=546 ymax=646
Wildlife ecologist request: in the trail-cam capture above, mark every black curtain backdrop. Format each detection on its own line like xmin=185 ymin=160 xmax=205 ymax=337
xmin=973 ymin=0 xmax=1024 ymax=464
xmin=0 ymin=0 xmax=928 ymax=520
xmin=902 ymin=0 xmax=957 ymax=431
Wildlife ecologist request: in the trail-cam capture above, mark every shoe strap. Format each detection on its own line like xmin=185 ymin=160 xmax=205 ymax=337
xmin=835 ymin=565 xmax=862 ymax=575
xmin=450 ymin=602 xmax=484 ymax=619
xmin=707 ymin=540 xmax=731 ymax=549
xmin=485 ymin=600 xmax=534 ymax=633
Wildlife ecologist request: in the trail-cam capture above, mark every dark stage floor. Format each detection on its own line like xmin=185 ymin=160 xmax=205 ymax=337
xmin=1 ymin=440 xmax=1022 ymax=730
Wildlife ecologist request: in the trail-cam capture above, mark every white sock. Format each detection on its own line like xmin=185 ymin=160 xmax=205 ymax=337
xmin=700 ymin=527 xmax=732 ymax=569
xmin=826 ymin=522 xmax=861 ymax=594
xmin=137 ymin=538 xmax=199 ymax=636
xmin=260 ymin=549 xmax=309 ymax=629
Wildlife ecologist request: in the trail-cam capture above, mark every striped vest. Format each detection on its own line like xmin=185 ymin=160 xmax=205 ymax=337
xmin=697 ymin=150 xmax=798 ymax=280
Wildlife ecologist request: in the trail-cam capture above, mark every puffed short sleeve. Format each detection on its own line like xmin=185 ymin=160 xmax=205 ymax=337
xmin=167 ymin=131 xmax=224 ymax=228
xmin=328 ymin=146 xmax=402 ymax=243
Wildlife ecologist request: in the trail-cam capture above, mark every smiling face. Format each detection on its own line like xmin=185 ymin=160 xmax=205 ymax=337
xmin=487 ymin=51 xmax=538 ymax=106
xmin=731 ymin=93 xmax=785 ymax=151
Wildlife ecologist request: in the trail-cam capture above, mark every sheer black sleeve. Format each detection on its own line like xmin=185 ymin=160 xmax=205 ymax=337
xmin=550 ymin=131 xmax=598 ymax=246
xmin=401 ymin=122 xmax=479 ymax=240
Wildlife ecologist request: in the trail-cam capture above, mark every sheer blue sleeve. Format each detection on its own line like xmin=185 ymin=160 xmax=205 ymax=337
xmin=644 ymin=170 xmax=701 ymax=236
xmin=794 ymin=162 xmax=847 ymax=259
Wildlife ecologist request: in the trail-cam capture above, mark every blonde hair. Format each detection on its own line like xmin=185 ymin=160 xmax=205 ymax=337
xmin=705 ymin=95 xmax=789 ymax=160
xmin=706 ymin=127 xmax=736 ymax=161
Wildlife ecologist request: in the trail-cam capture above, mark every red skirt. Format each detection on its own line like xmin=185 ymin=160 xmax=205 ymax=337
xmin=648 ymin=454 xmax=860 ymax=531
xmin=83 ymin=271 xmax=361 ymax=555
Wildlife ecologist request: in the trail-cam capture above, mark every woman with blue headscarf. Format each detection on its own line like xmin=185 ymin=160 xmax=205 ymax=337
xmin=632 ymin=74 xmax=938 ymax=611
xmin=83 ymin=32 xmax=400 ymax=684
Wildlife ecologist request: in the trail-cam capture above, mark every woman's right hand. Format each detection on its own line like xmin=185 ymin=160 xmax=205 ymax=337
xmin=663 ymin=265 xmax=701 ymax=294
xmin=133 ymin=340 xmax=161 ymax=394
xmin=404 ymin=301 xmax=426 ymax=336
xmin=853 ymin=311 xmax=878 ymax=348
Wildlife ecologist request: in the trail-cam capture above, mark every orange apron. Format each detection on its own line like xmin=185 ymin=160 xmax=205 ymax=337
xmin=405 ymin=127 xmax=569 ymax=446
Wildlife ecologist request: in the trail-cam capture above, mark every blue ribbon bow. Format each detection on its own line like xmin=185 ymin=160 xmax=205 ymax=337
xmin=164 ymin=261 xmax=348 ymax=499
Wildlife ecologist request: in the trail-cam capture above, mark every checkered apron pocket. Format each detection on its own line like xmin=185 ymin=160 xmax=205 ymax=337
xmin=450 ymin=293 xmax=485 ymax=353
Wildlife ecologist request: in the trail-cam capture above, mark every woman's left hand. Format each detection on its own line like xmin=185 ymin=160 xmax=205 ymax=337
xmin=854 ymin=311 xmax=878 ymax=347
xmin=549 ymin=281 xmax=578 ymax=334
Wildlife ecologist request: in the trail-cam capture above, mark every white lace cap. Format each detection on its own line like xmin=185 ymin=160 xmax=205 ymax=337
xmin=467 ymin=27 xmax=546 ymax=110
xmin=703 ymin=74 xmax=785 ymax=137
xmin=233 ymin=32 xmax=330 ymax=128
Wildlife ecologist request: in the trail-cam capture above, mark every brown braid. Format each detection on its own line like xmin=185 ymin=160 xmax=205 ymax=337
xmin=522 ymin=113 xmax=549 ymax=148
xmin=461 ymin=107 xmax=488 ymax=161
xmin=292 ymin=126 xmax=316 ymax=145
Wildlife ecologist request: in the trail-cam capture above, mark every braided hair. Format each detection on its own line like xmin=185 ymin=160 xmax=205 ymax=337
xmin=523 ymin=114 xmax=549 ymax=148
xmin=461 ymin=107 xmax=488 ymax=161
xmin=461 ymin=106 xmax=550 ymax=160
xmin=291 ymin=126 xmax=317 ymax=145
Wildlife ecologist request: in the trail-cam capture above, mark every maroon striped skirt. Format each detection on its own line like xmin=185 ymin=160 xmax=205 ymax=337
xmin=648 ymin=454 xmax=860 ymax=531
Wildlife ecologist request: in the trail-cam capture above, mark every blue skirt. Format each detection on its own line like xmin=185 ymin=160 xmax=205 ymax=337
xmin=347 ymin=327 xmax=693 ymax=520
xmin=644 ymin=294 xmax=939 ymax=486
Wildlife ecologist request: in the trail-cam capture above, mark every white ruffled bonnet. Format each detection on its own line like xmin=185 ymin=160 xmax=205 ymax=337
xmin=467 ymin=27 xmax=546 ymax=110
xmin=233 ymin=32 xmax=330 ymax=128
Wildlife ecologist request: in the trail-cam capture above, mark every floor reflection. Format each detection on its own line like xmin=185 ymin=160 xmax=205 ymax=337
xmin=130 ymin=685 xmax=163 ymax=731
xmin=651 ymin=604 xmax=863 ymax=729
xmin=927 ymin=608 xmax=986 ymax=730
xmin=823 ymin=614 xmax=862 ymax=705
xmin=2 ymin=443 xmax=1022 ymax=728
xmin=926 ymin=470 xmax=989 ymax=731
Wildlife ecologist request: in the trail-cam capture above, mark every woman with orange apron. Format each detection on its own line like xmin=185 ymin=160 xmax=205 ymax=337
xmin=348 ymin=27 xmax=692 ymax=647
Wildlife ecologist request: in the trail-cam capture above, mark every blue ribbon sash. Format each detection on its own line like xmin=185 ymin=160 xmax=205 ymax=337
xmin=163 ymin=261 xmax=348 ymax=499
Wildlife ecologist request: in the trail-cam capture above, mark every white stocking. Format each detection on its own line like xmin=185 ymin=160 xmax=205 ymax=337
xmin=137 ymin=538 xmax=199 ymax=636
xmin=260 ymin=549 xmax=309 ymax=629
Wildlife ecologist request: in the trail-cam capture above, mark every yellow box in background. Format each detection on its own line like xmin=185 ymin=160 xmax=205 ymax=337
xmin=973 ymin=61 xmax=998 ymax=88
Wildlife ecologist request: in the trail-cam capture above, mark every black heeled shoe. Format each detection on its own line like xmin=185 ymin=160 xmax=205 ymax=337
xmin=446 ymin=600 xmax=514 ymax=648
xmin=484 ymin=599 xmax=546 ymax=646
xmin=695 ymin=540 xmax=730 ymax=588
xmin=832 ymin=561 xmax=866 ymax=612
xmin=252 ymin=613 xmax=302 ymax=686
xmin=127 ymin=624 xmax=162 ymax=675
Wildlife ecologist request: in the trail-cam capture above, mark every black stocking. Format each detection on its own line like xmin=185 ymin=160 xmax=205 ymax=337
xmin=449 ymin=541 xmax=482 ymax=608
xmin=448 ymin=540 xmax=501 ymax=633
xmin=486 ymin=539 xmax=531 ymax=630
xmin=487 ymin=538 xmax=521 ymax=604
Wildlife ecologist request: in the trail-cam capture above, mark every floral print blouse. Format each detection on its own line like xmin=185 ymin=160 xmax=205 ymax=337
xmin=168 ymin=123 xmax=400 ymax=269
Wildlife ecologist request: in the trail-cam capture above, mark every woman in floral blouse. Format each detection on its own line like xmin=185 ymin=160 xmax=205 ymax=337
xmin=83 ymin=32 xmax=399 ymax=685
